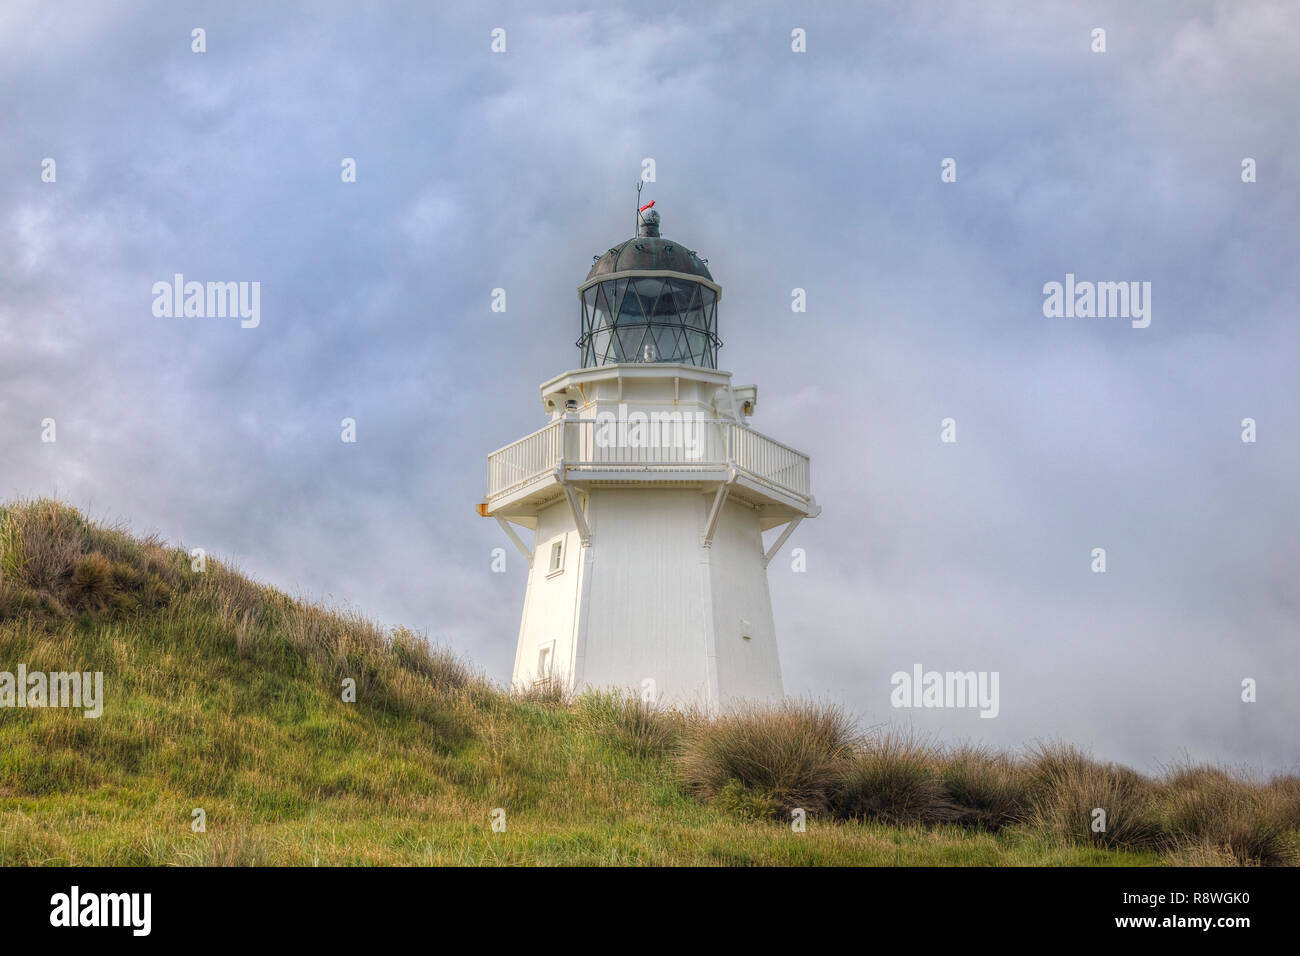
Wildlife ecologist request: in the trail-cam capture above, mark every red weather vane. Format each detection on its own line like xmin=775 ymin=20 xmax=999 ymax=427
xmin=636 ymin=179 xmax=655 ymax=232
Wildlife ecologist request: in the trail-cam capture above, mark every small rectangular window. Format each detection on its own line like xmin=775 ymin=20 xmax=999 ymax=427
xmin=537 ymin=645 xmax=552 ymax=681
xmin=547 ymin=538 xmax=564 ymax=575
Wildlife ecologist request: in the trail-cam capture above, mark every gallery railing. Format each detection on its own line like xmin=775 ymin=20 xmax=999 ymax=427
xmin=487 ymin=418 xmax=811 ymax=502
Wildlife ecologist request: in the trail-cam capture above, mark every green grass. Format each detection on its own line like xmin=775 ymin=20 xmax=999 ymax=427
xmin=0 ymin=499 xmax=1292 ymax=866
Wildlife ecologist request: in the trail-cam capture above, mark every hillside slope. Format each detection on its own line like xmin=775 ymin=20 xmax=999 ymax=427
xmin=0 ymin=500 xmax=1293 ymax=866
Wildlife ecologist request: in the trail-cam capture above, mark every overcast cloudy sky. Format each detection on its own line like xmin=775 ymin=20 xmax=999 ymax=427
xmin=2 ymin=0 xmax=1296 ymax=774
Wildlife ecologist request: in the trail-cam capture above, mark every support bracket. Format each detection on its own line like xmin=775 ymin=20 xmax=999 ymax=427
xmin=762 ymin=516 xmax=804 ymax=568
xmin=559 ymin=471 xmax=592 ymax=546
xmin=701 ymin=470 xmax=735 ymax=548
xmin=494 ymin=516 xmax=533 ymax=568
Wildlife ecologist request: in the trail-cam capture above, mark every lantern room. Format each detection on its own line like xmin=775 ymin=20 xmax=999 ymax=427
xmin=577 ymin=209 xmax=721 ymax=369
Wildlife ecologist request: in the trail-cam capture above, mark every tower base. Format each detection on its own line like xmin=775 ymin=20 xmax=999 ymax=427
xmin=512 ymin=487 xmax=783 ymax=710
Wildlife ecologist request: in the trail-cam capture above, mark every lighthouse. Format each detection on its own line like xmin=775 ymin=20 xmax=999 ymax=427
xmin=479 ymin=206 xmax=819 ymax=709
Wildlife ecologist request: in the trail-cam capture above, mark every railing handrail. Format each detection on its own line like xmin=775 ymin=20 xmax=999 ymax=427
xmin=486 ymin=419 xmax=562 ymax=459
xmin=487 ymin=418 xmax=811 ymax=501
xmin=541 ymin=417 xmax=810 ymax=460
xmin=722 ymin=423 xmax=809 ymax=460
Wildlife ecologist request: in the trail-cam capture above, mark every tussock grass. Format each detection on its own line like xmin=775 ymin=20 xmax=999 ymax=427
xmin=0 ymin=501 xmax=179 ymax=619
xmin=1157 ymin=762 xmax=1298 ymax=866
xmin=672 ymin=700 xmax=1295 ymax=864
xmin=576 ymin=691 xmax=683 ymax=758
xmin=836 ymin=731 xmax=956 ymax=825
xmin=676 ymin=700 xmax=857 ymax=816
xmin=513 ymin=678 xmax=571 ymax=707
xmin=1021 ymin=741 xmax=1165 ymax=852
xmin=1 ymin=499 xmax=1293 ymax=866
xmin=941 ymin=745 xmax=1029 ymax=830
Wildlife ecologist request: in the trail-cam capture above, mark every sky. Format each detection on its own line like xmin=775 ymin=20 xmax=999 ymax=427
xmin=1 ymin=0 xmax=1297 ymax=774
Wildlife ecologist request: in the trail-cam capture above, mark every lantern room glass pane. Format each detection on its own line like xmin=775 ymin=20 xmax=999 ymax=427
xmin=680 ymin=283 xmax=705 ymax=330
xmin=609 ymin=278 xmax=628 ymax=318
xmin=616 ymin=326 xmax=645 ymax=360
xmin=590 ymin=283 xmax=612 ymax=334
xmin=613 ymin=281 xmax=638 ymax=323
xmin=636 ymin=280 xmax=661 ymax=322
xmin=579 ymin=276 xmax=720 ymax=368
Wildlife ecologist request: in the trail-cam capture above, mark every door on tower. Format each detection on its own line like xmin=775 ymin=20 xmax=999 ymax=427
xmin=536 ymin=641 xmax=555 ymax=688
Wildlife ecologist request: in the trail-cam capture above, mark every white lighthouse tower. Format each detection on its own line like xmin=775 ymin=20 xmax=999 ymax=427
xmin=479 ymin=206 xmax=818 ymax=709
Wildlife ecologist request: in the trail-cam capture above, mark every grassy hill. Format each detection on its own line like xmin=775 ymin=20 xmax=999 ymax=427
xmin=1 ymin=499 xmax=1295 ymax=866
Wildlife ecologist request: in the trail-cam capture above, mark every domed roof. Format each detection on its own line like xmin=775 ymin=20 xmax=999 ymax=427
xmin=585 ymin=209 xmax=713 ymax=282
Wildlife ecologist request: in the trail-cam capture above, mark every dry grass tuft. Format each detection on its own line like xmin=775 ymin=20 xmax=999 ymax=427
xmin=1157 ymin=762 xmax=1297 ymax=866
xmin=676 ymin=700 xmax=857 ymax=817
xmin=834 ymin=731 xmax=956 ymax=824
xmin=940 ymin=745 xmax=1029 ymax=830
xmin=1022 ymin=741 xmax=1165 ymax=851
xmin=513 ymin=679 xmax=572 ymax=707
xmin=576 ymin=691 xmax=684 ymax=758
xmin=1 ymin=499 xmax=182 ymax=620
